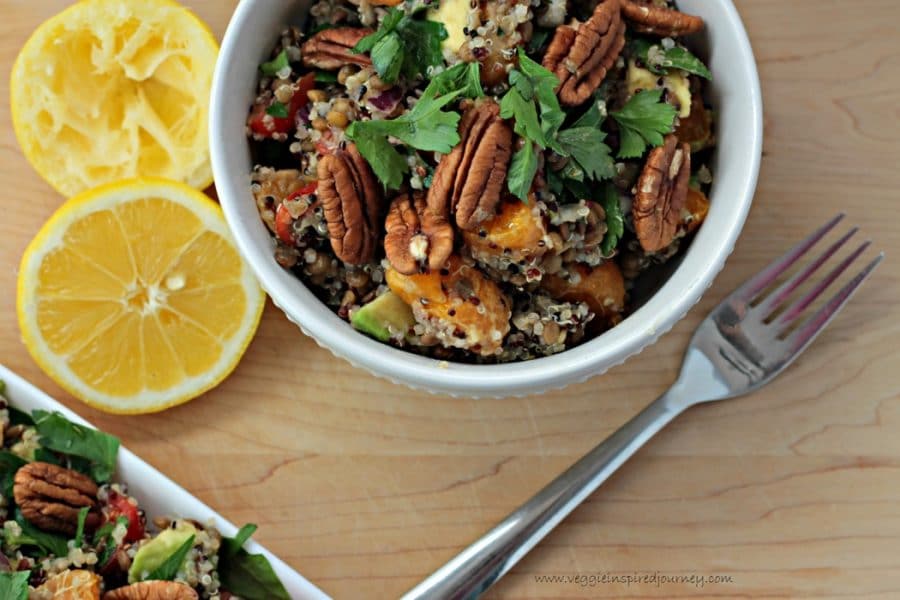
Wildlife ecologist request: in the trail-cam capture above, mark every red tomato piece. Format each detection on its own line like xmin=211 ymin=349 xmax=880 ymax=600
xmin=248 ymin=72 xmax=316 ymax=137
xmin=105 ymin=491 xmax=144 ymax=543
xmin=275 ymin=203 xmax=295 ymax=245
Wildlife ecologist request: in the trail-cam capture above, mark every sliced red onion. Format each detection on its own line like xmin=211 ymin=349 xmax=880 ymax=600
xmin=296 ymin=104 xmax=312 ymax=126
xmin=368 ymin=87 xmax=403 ymax=112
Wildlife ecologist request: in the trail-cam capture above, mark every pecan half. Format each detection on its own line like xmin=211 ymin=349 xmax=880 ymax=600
xmin=621 ymin=0 xmax=704 ymax=36
xmin=633 ymin=134 xmax=691 ymax=252
xmin=104 ymin=582 xmax=199 ymax=600
xmin=301 ymin=27 xmax=373 ymax=70
xmin=317 ymin=144 xmax=383 ymax=265
xmin=14 ymin=462 xmax=100 ymax=535
xmin=543 ymin=0 xmax=626 ymax=106
xmin=427 ymin=100 xmax=513 ymax=231
xmin=385 ymin=192 xmax=454 ymax=275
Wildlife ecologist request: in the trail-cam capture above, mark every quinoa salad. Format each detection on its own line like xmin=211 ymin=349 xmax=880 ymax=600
xmin=0 ymin=383 xmax=289 ymax=600
xmin=247 ymin=0 xmax=715 ymax=363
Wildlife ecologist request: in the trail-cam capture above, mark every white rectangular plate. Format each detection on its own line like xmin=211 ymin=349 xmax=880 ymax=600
xmin=0 ymin=364 xmax=331 ymax=600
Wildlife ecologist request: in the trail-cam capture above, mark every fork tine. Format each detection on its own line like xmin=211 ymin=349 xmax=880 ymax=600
xmin=777 ymin=240 xmax=871 ymax=325
xmin=755 ymin=227 xmax=858 ymax=319
xmin=781 ymin=253 xmax=884 ymax=352
xmin=727 ymin=213 xmax=845 ymax=303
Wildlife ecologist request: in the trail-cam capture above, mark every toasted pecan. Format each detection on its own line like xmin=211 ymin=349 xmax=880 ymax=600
xmin=14 ymin=462 xmax=100 ymax=535
xmin=103 ymin=581 xmax=199 ymax=600
xmin=317 ymin=144 xmax=383 ymax=265
xmin=385 ymin=192 xmax=454 ymax=275
xmin=633 ymin=134 xmax=691 ymax=252
xmin=301 ymin=27 xmax=373 ymax=70
xmin=621 ymin=0 xmax=704 ymax=36
xmin=542 ymin=0 xmax=626 ymax=106
xmin=427 ymin=100 xmax=513 ymax=231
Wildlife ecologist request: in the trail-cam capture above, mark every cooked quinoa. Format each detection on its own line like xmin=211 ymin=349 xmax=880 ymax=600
xmin=247 ymin=0 xmax=716 ymax=363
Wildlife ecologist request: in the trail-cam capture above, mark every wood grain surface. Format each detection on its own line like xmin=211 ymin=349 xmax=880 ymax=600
xmin=2 ymin=1 xmax=899 ymax=598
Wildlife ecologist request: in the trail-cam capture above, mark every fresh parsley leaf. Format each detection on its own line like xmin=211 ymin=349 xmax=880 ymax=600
xmin=346 ymin=84 xmax=464 ymax=188
xmin=370 ymin=33 xmax=404 ymax=84
xmin=397 ymin=18 xmax=447 ymax=80
xmin=32 ymin=410 xmax=120 ymax=483
xmin=571 ymin=100 xmax=604 ymax=129
xmin=353 ymin=8 xmax=404 ymax=54
xmin=260 ymin=50 xmax=290 ymax=77
xmin=353 ymin=8 xmax=447 ymax=83
xmin=74 ymin=507 xmax=90 ymax=548
xmin=507 ymin=142 xmax=539 ymax=201
xmin=219 ymin=524 xmax=291 ymax=600
xmin=13 ymin=509 xmax=69 ymax=557
xmin=517 ymin=49 xmax=566 ymax=141
xmin=314 ymin=71 xmax=337 ymax=84
xmin=508 ymin=69 xmax=535 ymax=101
xmin=527 ymin=28 xmax=552 ymax=54
xmin=611 ymin=89 xmax=677 ymax=158
xmin=0 ymin=571 xmax=29 ymax=600
xmin=500 ymin=88 xmax=545 ymax=147
xmin=430 ymin=62 xmax=484 ymax=99
xmin=631 ymin=38 xmax=711 ymax=79
xmin=145 ymin=535 xmax=195 ymax=581
xmin=601 ymin=183 xmax=625 ymax=256
xmin=266 ymin=102 xmax=289 ymax=118
xmin=557 ymin=127 xmax=616 ymax=181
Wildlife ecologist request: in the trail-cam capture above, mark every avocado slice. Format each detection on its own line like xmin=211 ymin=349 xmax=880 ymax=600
xmin=351 ymin=291 xmax=416 ymax=342
xmin=128 ymin=521 xmax=196 ymax=583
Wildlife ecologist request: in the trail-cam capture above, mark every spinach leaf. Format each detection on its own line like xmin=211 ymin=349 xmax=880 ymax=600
xmin=32 ymin=410 xmax=119 ymax=483
xmin=0 ymin=451 xmax=26 ymax=498
xmin=74 ymin=507 xmax=90 ymax=548
xmin=8 ymin=407 xmax=34 ymax=427
xmin=0 ymin=571 xmax=29 ymax=600
xmin=219 ymin=524 xmax=290 ymax=600
xmin=145 ymin=534 xmax=195 ymax=581
xmin=260 ymin=50 xmax=290 ymax=77
xmin=12 ymin=509 xmax=69 ymax=557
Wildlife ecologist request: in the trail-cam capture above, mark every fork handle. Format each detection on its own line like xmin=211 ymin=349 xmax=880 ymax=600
xmin=401 ymin=392 xmax=683 ymax=600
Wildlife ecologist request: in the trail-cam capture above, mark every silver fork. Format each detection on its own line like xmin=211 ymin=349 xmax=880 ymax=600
xmin=403 ymin=214 xmax=884 ymax=600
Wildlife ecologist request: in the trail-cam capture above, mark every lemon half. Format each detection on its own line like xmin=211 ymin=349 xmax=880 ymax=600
xmin=10 ymin=0 xmax=218 ymax=196
xmin=17 ymin=179 xmax=265 ymax=414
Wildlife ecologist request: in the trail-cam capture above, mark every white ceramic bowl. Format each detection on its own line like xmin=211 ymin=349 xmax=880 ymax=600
xmin=210 ymin=0 xmax=762 ymax=397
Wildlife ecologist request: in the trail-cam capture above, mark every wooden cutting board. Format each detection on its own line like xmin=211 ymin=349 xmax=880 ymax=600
xmin=2 ymin=1 xmax=899 ymax=598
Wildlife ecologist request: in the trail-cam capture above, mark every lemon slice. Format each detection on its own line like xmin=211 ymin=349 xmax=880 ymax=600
xmin=10 ymin=0 xmax=218 ymax=197
xmin=17 ymin=179 xmax=265 ymax=414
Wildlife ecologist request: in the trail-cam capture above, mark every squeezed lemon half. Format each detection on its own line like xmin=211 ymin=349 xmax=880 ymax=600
xmin=17 ymin=179 xmax=265 ymax=414
xmin=10 ymin=0 xmax=218 ymax=196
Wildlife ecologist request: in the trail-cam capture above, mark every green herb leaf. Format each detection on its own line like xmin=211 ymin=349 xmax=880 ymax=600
xmin=507 ymin=142 xmax=539 ymax=201
xmin=397 ymin=18 xmax=447 ymax=80
xmin=266 ymin=102 xmax=289 ymax=118
xmin=601 ymin=183 xmax=625 ymax=256
xmin=9 ymin=407 xmax=33 ymax=427
xmin=219 ymin=525 xmax=290 ymax=600
xmin=353 ymin=8 xmax=446 ymax=83
xmin=611 ymin=89 xmax=677 ymax=158
xmin=631 ymin=38 xmax=711 ymax=79
xmin=314 ymin=71 xmax=338 ymax=83
xmin=145 ymin=534 xmax=195 ymax=581
xmin=430 ymin=62 xmax=484 ymax=99
xmin=500 ymin=88 xmax=545 ymax=147
xmin=346 ymin=83 xmax=464 ymax=189
xmin=508 ymin=69 xmax=534 ymax=101
xmin=527 ymin=28 xmax=551 ymax=54
xmin=0 ymin=571 xmax=30 ymax=600
xmin=74 ymin=507 xmax=89 ymax=548
xmin=517 ymin=49 xmax=566 ymax=141
xmin=0 ymin=451 xmax=26 ymax=498
xmin=557 ymin=127 xmax=616 ymax=181
xmin=13 ymin=509 xmax=69 ymax=557
xmin=260 ymin=50 xmax=290 ymax=77
xmin=571 ymin=101 xmax=604 ymax=129
xmin=32 ymin=410 xmax=120 ymax=483
xmin=370 ymin=33 xmax=404 ymax=84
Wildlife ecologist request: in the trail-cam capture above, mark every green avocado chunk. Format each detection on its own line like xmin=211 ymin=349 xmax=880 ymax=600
xmin=128 ymin=521 xmax=196 ymax=583
xmin=351 ymin=291 xmax=416 ymax=342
